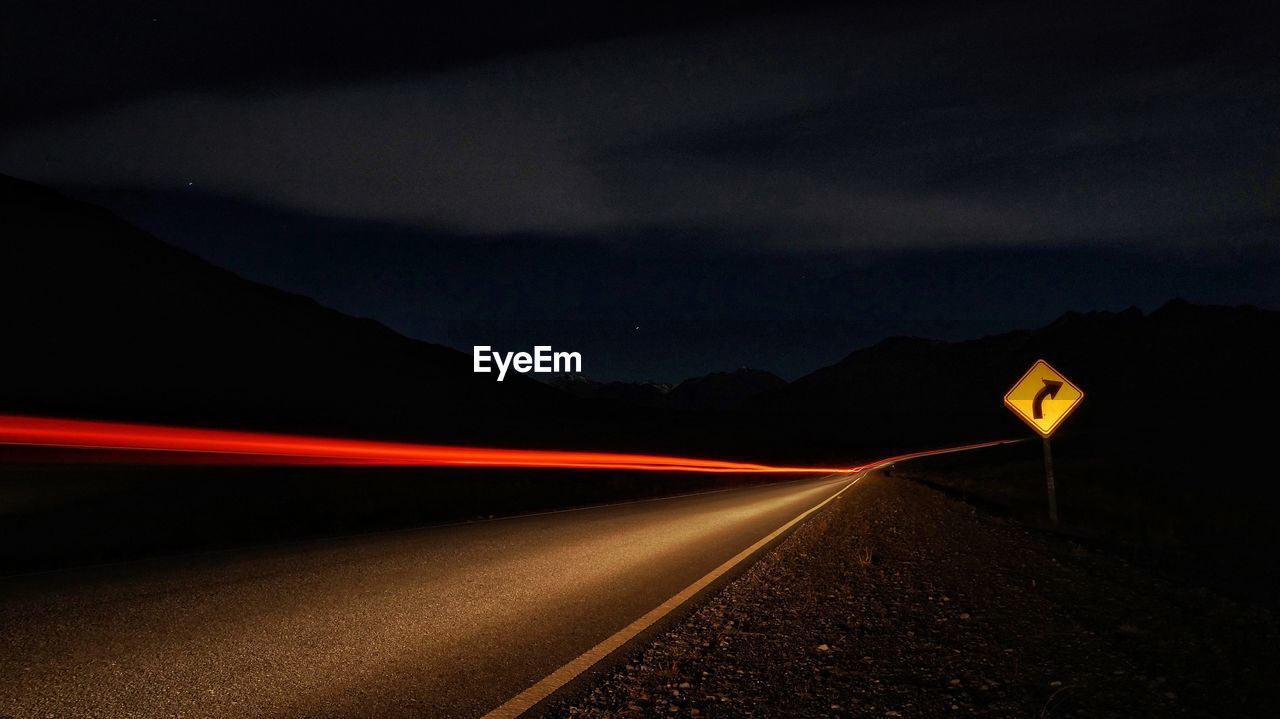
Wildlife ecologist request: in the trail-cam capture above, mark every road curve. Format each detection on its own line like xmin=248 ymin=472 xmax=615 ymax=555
xmin=0 ymin=474 xmax=855 ymax=719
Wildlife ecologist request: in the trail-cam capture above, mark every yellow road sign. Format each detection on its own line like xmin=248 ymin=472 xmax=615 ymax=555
xmin=1003 ymin=359 xmax=1084 ymax=437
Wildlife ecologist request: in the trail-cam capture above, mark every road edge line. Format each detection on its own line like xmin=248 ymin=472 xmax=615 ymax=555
xmin=480 ymin=471 xmax=866 ymax=719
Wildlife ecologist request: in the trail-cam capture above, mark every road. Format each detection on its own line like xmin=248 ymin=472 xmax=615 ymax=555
xmin=0 ymin=473 xmax=856 ymax=719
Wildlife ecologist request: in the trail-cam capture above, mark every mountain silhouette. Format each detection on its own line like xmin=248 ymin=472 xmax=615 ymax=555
xmin=668 ymin=368 xmax=786 ymax=411
xmin=550 ymin=368 xmax=784 ymax=412
xmin=5 ymin=172 xmax=1276 ymax=468
xmin=548 ymin=375 xmax=674 ymax=409
xmin=752 ymin=299 xmax=1280 ymax=459
xmin=0 ymin=174 xmax=578 ymax=447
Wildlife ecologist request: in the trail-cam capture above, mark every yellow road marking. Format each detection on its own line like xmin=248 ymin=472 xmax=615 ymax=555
xmin=481 ymin=472 xmax=866 ymax=719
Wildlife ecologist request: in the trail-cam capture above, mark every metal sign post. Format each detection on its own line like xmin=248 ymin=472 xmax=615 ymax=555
xmin=1042 ymin=436 xmax=1057 ymax=523
xmin=1003 ymin=359 xmax=1082 ymax=524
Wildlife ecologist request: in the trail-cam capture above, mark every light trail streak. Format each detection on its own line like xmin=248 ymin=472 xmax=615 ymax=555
xmin=0 ymin=415 xmax=1014 ymax=473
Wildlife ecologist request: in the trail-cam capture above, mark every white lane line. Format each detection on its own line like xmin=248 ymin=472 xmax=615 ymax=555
xmin=481 ymin=471 xmax=867 ymax=719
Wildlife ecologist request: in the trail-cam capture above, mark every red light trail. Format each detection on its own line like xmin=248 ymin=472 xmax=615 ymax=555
xmin=0 ymin=415 xmax=1012 ymax=473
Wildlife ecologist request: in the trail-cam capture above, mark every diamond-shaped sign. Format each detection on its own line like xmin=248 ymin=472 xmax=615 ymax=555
xmin=1003 ymin=359 xmax=1084 ymax=437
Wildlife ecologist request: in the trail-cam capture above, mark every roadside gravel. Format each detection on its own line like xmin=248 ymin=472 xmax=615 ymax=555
xmin=553 ymin=471 xmax=1279 ymax=718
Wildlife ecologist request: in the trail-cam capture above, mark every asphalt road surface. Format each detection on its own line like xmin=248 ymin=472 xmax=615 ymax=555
xmin=0 ymin=473 xmax=854 ymax=719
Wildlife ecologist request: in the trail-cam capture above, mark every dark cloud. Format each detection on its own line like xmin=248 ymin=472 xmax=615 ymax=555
xmin=4 ymin=2 xmax=1276 ymax=251
xmin=4 ymin=1 xmax=1277 ymax=378
xmin=2 ymin=1 xmax=834 ymax=128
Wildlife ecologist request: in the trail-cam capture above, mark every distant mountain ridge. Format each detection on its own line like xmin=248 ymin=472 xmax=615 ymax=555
xmin=0 ymin=174 xmax=580 ymax=446
xmin=742 ymin=298 xmax=1280 ymax=461
xmin=549 ymin=368 xmax=785 ymax=411
xmin=669 ymin=368 xmax=786 ymax=411
xmin=3 ymin=173 xmax=1278 ymax=470
xmin=548 ymin=375 xmax=674 ymax=409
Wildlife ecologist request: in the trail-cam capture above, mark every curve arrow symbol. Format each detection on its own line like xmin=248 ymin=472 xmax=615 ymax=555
xmin=1032 ymin=379 xmax=1063 ymax=419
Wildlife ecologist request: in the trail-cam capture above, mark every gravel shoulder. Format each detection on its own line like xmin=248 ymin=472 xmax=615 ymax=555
xmin=552 ymin=470 xmax=1280 ymax=718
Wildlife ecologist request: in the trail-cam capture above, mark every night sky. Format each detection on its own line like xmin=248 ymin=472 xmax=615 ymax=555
xmin=4 ymin=1 xmax=1278 ymax=380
